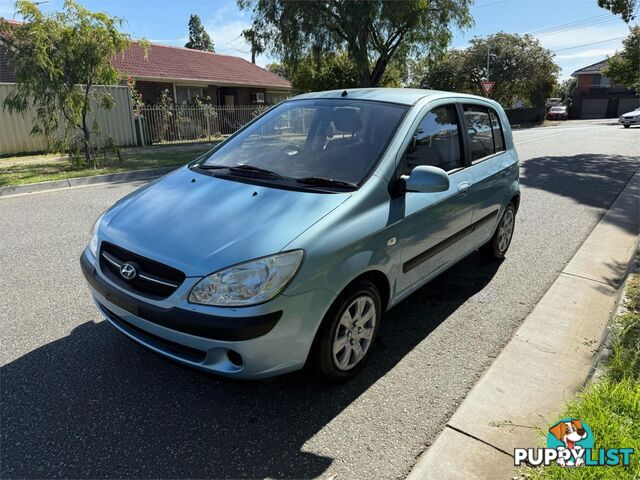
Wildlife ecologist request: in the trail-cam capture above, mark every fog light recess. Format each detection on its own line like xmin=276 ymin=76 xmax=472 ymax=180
xmin=227 ymin=349 xmax=243 ymax=367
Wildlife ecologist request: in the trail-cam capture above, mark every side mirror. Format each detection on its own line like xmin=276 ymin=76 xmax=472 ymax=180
xmin=401 ymin=165 xmax=450 ymax=193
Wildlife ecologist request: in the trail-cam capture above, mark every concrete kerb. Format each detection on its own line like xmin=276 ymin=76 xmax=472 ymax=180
xmin=407 ymin=170 xmax=640 ymax=480
xmin=0 ymin=166 xmax=178 ymax=198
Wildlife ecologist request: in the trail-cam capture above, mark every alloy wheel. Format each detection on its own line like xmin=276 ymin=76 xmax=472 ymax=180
xmin=332 ymin=296 xmax=377 ymax=371
xmin=497 ymin=208 xmax=515 ymax=253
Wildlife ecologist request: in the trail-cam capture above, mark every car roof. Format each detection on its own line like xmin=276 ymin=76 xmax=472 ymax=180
xmin=291 ymin=88 xmax=497 ymax=106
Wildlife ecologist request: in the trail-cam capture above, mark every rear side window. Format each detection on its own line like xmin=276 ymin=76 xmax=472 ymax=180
xmin=489 ymin=109 xmax=505 ymax=153
xmin=464 ymin=105 xmax=505 ymax=162
xmin=400 ymin=104 xmax=463 ymax=176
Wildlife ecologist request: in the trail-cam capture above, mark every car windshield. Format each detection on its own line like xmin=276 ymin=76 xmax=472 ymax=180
xmin=199 ymin=99 xmax=409 ymax=186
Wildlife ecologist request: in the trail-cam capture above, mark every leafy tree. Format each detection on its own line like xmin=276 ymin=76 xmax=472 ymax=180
xmin=185 ymin=14 xmax=214 ymax=52
xmin=242 ymin=27 xmax=264 ymax=64
xmin=597 ymin=0 xmax=638 ymax=21
xmin=237 ymin=0 xmax=473 ymax=87
xmin=551 ymin=78 xmax=577 ymax=102
xmin=1 ymin=0 xmax=137 ymax=166
xmin=267 ymin=52 xmax=405 ymax=94
xmin=604 ymin=25 xmax=640 ymax=93
xmin=420 ymin=32 xmax=560 ymax=107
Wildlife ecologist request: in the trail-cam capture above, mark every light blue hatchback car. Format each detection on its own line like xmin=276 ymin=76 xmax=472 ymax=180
xmin=81 ymin=88 xmax=520 ymax=381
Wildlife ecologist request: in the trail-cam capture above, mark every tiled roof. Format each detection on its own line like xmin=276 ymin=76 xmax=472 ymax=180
xmin=572 ymin=59 xmax=609 ymax=76
xmin=0 ymin=18 xmax=23 ymax=27
xmin=112 ymin=42 xmax=291 ymax=89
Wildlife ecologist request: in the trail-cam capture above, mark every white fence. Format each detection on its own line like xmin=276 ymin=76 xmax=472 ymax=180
xmin=0 ymin=83 xmax=137 ymax=155
xmin=136 ymin=105 xmax=269 ymax=145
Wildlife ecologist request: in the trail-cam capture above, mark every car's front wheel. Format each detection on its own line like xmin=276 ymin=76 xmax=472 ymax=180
xmin=310 ymin=280 xmax=381 ymax=382
xmin=481 ymin=203 xmax=516 ymax=260
xmin=624 ymin=125 xmax=631 ymax=128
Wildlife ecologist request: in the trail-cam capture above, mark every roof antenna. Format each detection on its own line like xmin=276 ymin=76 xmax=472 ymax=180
xmin=341 ymin=89 xmax=348 ymax=97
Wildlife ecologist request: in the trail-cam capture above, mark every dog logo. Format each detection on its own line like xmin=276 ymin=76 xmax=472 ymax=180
xmin=547 ymin=419 xmax=593 ymax=467
xmin=515 ymin=418 xmax=634 ymax=468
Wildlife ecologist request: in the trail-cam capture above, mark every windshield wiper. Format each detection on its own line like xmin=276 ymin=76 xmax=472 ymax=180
xmin=228 ymin=164 xmax=284 ymax=179
xmin=195 ymin=164 xmax=228 ymax=170
xmin=195 ymin=163 xmax=283 ymax=179
xmin=296 ymin=176 xmax=357 ymax=189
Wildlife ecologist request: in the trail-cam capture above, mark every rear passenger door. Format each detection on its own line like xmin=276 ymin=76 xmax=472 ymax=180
xmin=396 ymin=103 xmax=475 ymax=294
xmin=462 ymin=103 xmax=511 ymax=246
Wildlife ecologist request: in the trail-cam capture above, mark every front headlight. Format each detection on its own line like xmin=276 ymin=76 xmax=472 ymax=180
xmin=88 ymin=213 xmax=104 ymax=258
xmin=189 ymin=250 xmax=304 ymax=306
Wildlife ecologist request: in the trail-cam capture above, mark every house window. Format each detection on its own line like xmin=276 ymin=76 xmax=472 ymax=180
xmin=250 ymin=92 xmax=265 ymax=104
xmin=176 ymin=86 xmax=204 ymax=104
xmin=266 ymin=92 xmax=290 ymax=105
xmin=591 ymin=75 xmax=610 ymax=88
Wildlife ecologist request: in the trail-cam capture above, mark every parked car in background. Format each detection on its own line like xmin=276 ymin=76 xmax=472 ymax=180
xmin=618 ymin=107 xmax=640 ymax=128
xmin=546 ymin=105 xmax=569 ymax=120
xmin=80 ymin=88 xmax=520 ymax=382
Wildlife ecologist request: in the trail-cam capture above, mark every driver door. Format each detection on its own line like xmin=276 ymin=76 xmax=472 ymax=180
xmin=395 ymin=103 xmax=475 ymax=295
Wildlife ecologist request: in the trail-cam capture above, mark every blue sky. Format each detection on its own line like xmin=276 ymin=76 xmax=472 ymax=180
xmin=0 ymin=0 xmax=634 ymax=79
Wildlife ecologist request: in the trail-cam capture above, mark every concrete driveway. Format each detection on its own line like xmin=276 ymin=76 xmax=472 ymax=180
xmin=1 ymin=122 xmax=638 ymax=479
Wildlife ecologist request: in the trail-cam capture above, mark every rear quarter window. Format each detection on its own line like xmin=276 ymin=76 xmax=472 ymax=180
xmin=464 ymin=104 xmax=506 ymax=163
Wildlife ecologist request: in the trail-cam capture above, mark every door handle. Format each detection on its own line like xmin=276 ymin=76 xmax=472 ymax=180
xmin=457 ymin=181 xmax=471 ymax=197
xmin=501 ymin=163 xmax=511 ymax=175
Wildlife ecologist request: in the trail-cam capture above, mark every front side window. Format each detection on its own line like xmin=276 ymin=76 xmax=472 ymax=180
xmin=199 ymin=99 xmax=409 ymax=188
xmin=399 ymin=104 xmax=463 ymax=176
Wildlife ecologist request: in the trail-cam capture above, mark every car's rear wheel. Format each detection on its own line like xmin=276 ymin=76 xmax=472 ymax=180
xmin=624 ymin=125 xmax=631 ymax=128
xmin=481 ymin=203 xmax=516 ymax=260
xmin=310 ymin=280 xmax=381 ymax=382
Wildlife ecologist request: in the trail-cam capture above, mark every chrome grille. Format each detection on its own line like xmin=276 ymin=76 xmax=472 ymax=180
xmin=99 ymin=242 xmax=185 ymax=299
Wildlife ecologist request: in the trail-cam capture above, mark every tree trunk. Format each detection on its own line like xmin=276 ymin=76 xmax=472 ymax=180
xmin=369 ymin=56 xmax=390 ymax=87
xmin=82 ymin=122 xmax=92 ymax=168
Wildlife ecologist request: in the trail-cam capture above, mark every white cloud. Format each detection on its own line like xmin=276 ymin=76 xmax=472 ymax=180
xmin=555 ymin=47 xmax=618 ymax=60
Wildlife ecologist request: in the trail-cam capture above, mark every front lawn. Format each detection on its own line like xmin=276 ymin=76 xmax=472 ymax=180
xmin=0 ymin=142 xmax=218 ymax=187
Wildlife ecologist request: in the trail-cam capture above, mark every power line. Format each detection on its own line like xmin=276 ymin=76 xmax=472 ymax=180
xmin=527 ymin=13 xmax=612 ymax=35
xmin=473 ymin=0 xmax=510 ymax=9
xmin=551 ymin=36 xmax=625 ymax=52
xmin=534 ymin=17 xmax=620 ymax=37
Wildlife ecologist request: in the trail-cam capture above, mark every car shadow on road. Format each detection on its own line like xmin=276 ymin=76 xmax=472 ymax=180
xmin=2 ymin=253 xmax=501 ymax=479
xmin=519 ymin=153 xmax=639 ymax=234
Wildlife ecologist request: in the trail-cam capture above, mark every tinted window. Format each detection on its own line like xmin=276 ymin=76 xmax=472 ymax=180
xmin=201 ymin=99 xmax=408 ymax=186
xmin=464 ymin=105 xmax=506 ymax=162
xmin=488 ymin=109 xmax=505 ymax=153
xmin=400 ymin=105 xmax=462 ymax=175
xmin=464 ymin=106 xmax=494 ymax=161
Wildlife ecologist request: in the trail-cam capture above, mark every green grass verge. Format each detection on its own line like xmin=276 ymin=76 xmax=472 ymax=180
xmin=521 ymin=272 xmax=640 ymax=480
xmin=0 ymin=143 xmax=216 ymax=187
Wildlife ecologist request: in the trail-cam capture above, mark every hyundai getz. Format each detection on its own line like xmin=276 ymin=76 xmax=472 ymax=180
xmin=81 ymin=88 xmax=520 ymax=381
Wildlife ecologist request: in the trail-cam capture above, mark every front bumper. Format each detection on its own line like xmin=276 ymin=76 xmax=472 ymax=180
xmin=80 ymin=250 xmax=335 ymax=378
xmin=619 ymin=117 xmax=640 ymax=125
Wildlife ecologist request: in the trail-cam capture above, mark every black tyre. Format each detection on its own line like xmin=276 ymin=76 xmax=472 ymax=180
xmin=481 ymin=203 xmax=516 ymax=260
xmin=310 ymin=280 xmax=382 ymax=382
xmin=624 ymin=125 xmax=631 ymax=128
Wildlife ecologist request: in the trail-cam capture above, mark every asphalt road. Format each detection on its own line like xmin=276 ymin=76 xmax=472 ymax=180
xmin=1 ymin=120 xmax=639 ymax=480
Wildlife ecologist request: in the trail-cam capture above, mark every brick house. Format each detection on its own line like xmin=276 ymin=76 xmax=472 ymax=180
xmin=0 ymin=21 xmax=291 ymax=105
xmin=569 ymin=58 xmax=639 ymax=119
xmin=0 ymin=19 xmax=21 ymax=82
xmin=111 ymin=42 xmax=291 ymax=106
